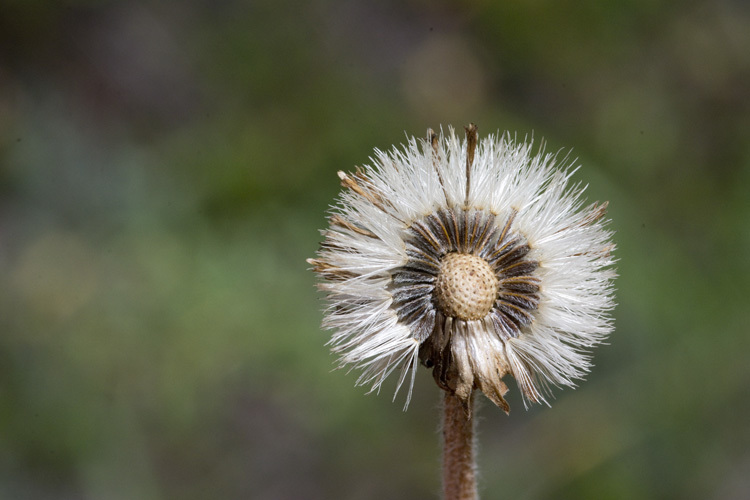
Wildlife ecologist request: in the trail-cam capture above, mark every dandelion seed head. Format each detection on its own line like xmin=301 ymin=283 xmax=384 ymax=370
xmin=309 ymin=125 xmax=616 ymax=412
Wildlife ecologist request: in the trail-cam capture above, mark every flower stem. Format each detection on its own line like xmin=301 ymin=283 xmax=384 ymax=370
xmin=442 ymin=390 xmax=477 ymax=500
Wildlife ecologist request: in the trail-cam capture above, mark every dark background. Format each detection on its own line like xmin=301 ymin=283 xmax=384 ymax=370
xmin=1 ymin=1 xmax=749 ymax=499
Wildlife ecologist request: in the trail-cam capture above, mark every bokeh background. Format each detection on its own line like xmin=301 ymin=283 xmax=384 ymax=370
xmin=1 ymin=1 xmax=749 ymax=499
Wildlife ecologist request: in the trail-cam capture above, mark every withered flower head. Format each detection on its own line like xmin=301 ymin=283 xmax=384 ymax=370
xmin=309 ymin=126 xmax=616 ymax=411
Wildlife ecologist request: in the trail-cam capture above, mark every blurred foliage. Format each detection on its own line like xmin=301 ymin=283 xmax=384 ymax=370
xmin=1 ymin=0 xmax=749 ymax=499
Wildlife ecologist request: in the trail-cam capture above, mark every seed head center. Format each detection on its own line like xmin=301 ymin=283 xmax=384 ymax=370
xmin=435 ymin=252 xmax=498 ymax=321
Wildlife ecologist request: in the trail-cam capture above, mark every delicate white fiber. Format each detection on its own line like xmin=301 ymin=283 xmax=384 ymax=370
xmin=309 ymin=127 xmax=616 ymax=410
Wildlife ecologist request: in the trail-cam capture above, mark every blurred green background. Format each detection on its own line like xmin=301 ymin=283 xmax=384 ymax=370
xmin=1 ymin=1 xmax=749 ymax=499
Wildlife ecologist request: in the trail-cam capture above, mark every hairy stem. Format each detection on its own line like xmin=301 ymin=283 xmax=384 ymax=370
xmin=443 ymin=391 xmax=477 ymax=500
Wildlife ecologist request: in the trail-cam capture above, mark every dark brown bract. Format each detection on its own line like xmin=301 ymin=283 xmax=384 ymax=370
xmin=390 ymin=207 xmax=541 ymax=410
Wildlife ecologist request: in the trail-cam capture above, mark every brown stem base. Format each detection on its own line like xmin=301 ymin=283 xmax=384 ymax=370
xmin=442 ymin=391 xmax=477 ymax=500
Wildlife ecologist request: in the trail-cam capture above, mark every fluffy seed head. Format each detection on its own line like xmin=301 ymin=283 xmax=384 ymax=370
xmin=308 ymin=125 xmax=616 ymax=412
